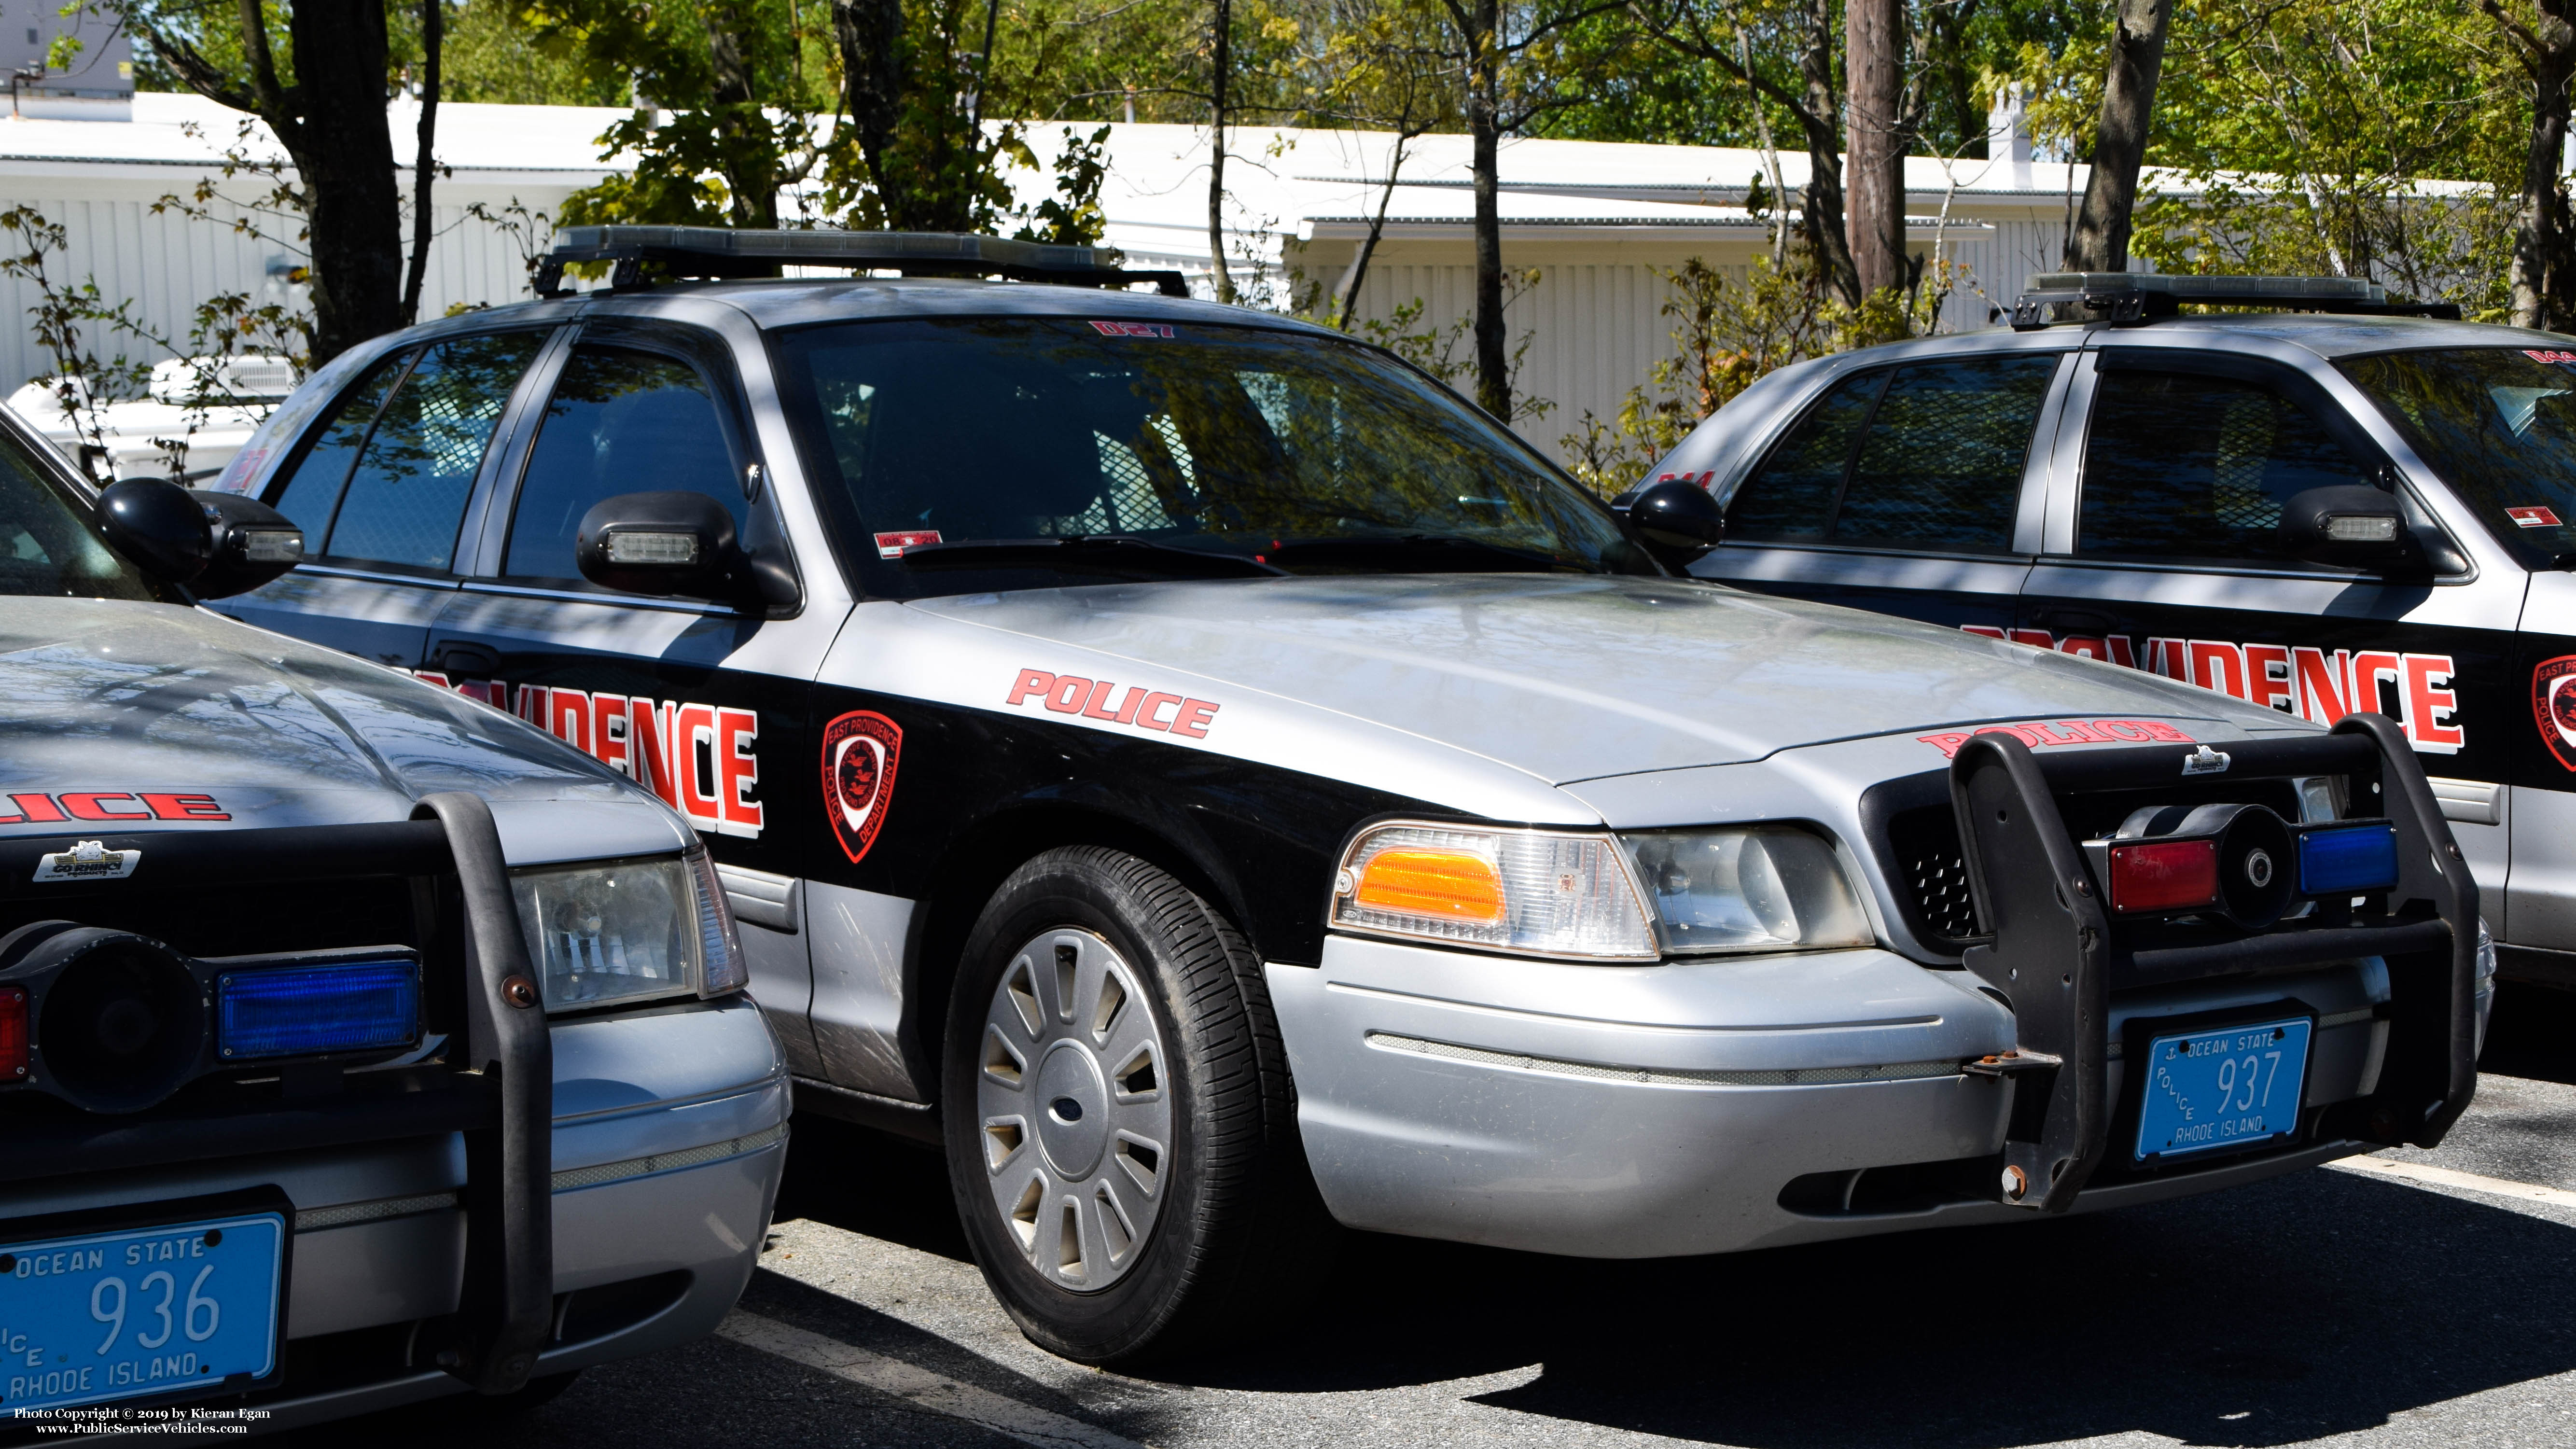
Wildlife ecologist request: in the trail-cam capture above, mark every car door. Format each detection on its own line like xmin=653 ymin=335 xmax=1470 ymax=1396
xmin=421 ymin=315 xmax=834 ymax=1074
xmin=1688 ymin=348 xmax=2074 ymax=631
xmin=210 ymin=329 xmax=554 ymax=668
xmin=2019 ymin=347 xmax=2524 ymax=925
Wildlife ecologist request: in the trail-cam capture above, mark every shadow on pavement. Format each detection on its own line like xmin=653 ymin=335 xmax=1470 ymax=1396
xmin=2479 ymin=981 xmax=2576 ymax=1086
xmin=773 ymin=1114 xmax=973 ymax=1262
xmin=1155 ymin=1166 xmax=2576 ymax=1448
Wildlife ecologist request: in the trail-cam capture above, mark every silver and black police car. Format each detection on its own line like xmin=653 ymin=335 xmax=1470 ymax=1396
xmin=0 ymin=404 xmax=783 ymax=1429
xmin=210 ymin=231 xmax=2489 ymax=1366
xmin=1649 ymin=271 xmax=2572 ymax=991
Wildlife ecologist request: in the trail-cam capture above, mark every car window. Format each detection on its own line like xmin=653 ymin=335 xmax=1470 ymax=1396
xmin=1728 ymin=371 xmax=1881 ymax=541
xmin=505 ymin=343 xmax=748 ymax=583
xmin=314 ymin=332 xmax=543 ymax=572
xmin=1726 ymin=356 xmax=2055 ymax=553
xmin=2079 ymin=369 xmax=2381 ymax=565
xmin=2339 ymin=348 xmax=2576 ymax=567
xmin=771 ymin=317 xmax=1646 ymax=598
xmin=1832 ymin=356 xmax=2055 ymax=552
xmin=265 ymin=349 xmax=412 ymax=552
xmin=0 ymin=423 xmax=171 ymax=601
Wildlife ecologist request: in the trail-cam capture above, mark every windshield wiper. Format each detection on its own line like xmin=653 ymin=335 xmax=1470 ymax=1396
xmin=897 ymin=535 xmax=1283 ymax=579
xmin=1261 ymin=533 xmax=1587 ymax=574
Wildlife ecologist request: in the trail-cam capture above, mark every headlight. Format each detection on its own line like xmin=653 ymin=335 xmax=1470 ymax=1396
xmin=511 ymin=847 xmax=746 ymax=1010
xmin=1330 ymin=822 xmax=1659 ymax=960
xmin=1620 ymin=826 xmax=1875 ymax=955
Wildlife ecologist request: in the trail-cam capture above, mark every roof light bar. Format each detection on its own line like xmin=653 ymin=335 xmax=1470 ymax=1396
xmin=2009 ymin=272 xmax=2463 ymax=330
xmin=535 ymin=225 xmax=1191 ymax=299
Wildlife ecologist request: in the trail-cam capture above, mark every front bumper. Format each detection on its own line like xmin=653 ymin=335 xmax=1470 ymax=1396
xmin=1273 ymin=935 xmax=2411 ymax=1259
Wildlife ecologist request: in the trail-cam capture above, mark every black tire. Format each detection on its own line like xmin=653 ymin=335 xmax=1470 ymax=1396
xmin=942 ymin=846 xmax=1336 ymax=1365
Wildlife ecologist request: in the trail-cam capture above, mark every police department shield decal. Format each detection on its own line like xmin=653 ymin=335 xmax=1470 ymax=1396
xmin=2536 ymin=655 xmax=2576 ymax=773
xmin=821 ymin=710 xmax=902 ymax=862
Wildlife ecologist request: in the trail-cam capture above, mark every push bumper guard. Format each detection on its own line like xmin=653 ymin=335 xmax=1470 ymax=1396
xmin=1949 ymin=715 xmax=2477 ymax=1212
xmin=0 ymin=793 xmax=551 ymax=1395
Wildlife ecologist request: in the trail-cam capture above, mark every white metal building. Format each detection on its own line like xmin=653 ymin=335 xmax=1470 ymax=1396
xmin=0 ymin=92 xmax=2119 ymax=464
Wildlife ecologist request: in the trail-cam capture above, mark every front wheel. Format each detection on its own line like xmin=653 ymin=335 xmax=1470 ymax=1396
xmin=943 ymin=846 xmax=1334 ymax=1365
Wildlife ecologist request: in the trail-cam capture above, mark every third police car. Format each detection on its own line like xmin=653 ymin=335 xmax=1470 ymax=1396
xmin=209 ymin=234 xmax=2486 ymax=1366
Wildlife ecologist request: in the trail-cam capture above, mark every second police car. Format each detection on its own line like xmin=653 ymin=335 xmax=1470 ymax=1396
xmin=1646 ymin=271 xmax=2576 ymax=990
xmin=211 ymin=231 xmax=2489 ymax=1366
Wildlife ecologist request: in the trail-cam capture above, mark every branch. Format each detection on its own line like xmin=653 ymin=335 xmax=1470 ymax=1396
xmin=125 ymin=17 xmax=261 ymax=118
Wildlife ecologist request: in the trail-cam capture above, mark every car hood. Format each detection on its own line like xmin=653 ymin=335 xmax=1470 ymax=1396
xmin=0 ymin=599 xmax=685 ymax=860
xmin=906 ymin=574 xmax=2299 ymax=786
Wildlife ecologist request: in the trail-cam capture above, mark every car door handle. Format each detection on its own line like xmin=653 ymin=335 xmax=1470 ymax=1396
xmin=2035 ymin=608 xmax=2119 ymax=636
xmin=430 ymin=641 xmax=501 ymax=679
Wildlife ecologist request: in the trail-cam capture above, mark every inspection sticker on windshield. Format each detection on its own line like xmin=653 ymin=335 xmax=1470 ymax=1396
xmin=32 ymin=840 xmax=140 ymax=883
xmin=2508 ymin=506 xmax=2564 ymax=528
xmin=874 ymin=530 xmax=942 ymax=558
xmin=1089 ymin=320 xmax=1175 ymax=338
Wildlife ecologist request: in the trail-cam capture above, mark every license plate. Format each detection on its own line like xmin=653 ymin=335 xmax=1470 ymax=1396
xmin=0 ymin=1211 xmax=286 ymax=1413
xmin=2135 ymin=1016 xmax=2313 ymax=1162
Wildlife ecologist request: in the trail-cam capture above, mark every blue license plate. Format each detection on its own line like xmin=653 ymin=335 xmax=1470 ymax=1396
xmin=0 ymin=1210 xmax=286 ymax=1413
xmin=2135 ymin=1016 xmax=2313 ymax=1162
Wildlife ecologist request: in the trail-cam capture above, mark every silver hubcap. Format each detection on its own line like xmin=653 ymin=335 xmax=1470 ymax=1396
xmin=976 ymin=928 xmax=1170 ymax=1292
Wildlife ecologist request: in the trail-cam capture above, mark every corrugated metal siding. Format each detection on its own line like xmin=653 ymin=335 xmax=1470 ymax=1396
xmin=0 ymin=194 xmax=562 ymax=398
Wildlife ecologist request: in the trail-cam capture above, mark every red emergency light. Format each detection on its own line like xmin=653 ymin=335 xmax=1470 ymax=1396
xmin=0 ymin=985 xmax=25 ymax=1080
xmin=2106 ymin=838 xmax=2220 ymax=914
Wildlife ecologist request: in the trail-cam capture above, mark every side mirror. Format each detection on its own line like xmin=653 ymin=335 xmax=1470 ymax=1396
xmin=97 ymin=478 xmax=211 ymax=584
xmin=2279 ymin=485 xmax=2414 ymax=570
xmin=1613 ymin=477 xmax=1727 ymax=569
xmin=189 ymin=490 xmax=305 ymax=599
xmin=575 ymin=491 xmax=743 ymax=598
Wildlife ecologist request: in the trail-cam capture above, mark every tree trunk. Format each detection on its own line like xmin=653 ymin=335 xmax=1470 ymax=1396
xmin=1843 ymin=0 xmax=1904 ymax=297
xmin=1792 ymin=0 xmax=1859 ymax=306
xmin=286 ymin=2 xmax=404 ymax=364
xmin=401 ymin=0 xmax=441 ymax=323
xmin=831 ymin=0 xmax=909 ymax=221
xmin=1332 ymin=133 xmax=1411 ymax=331
xmin=707 ymin=2 xmax=780 ymax=229
xmin=1467 ymin=0 xmax=1509 ymax=420
xmin=2513 ymin=39 xmax=2576 ymax=328
xmin=1206 ymin=0 xmax=1234 ymax=303
xmin=2064 ymin=0 xmax=2171 ymax=273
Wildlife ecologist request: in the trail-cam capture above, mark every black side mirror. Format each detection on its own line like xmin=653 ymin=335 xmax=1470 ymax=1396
xmin=575 ymin=491 xmax=743 ymax=598
xmin=97 ymin=478 xmax=211 ymax=584
xmin=189 ymin=490 xmax=305 ymax=599
xmin=2280 ymin=485 xmax=2414 ymax=570
xmin=1613 ymin=477 xmax=1727 ymax=569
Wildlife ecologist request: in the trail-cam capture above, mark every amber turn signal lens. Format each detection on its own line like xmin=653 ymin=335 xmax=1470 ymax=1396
xmin=1352 ymin=848 xmax=1507 ymax=923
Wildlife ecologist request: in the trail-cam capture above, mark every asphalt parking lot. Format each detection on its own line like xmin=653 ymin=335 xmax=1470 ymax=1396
xmin=285 ymin=984 xmax=2576 ymax=1449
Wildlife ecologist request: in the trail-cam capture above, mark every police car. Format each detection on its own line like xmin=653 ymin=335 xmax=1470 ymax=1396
xmin=0 ymin=403 xmax=783 ymax=1429
xmin=210 ymin=230 xmax=2487 ymax=1367
xmin=1647 ymin=272 xmax=2573 ymax=991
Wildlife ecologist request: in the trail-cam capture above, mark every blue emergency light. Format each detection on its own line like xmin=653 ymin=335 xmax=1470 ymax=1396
xmin=216 ymin=960 xmax=420 ymax=1059
xmin=2297 ymin=822 xmax=2401 ymax=896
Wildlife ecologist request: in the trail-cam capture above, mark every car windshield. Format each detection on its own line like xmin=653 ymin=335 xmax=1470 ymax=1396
xmin=2338 ymin=347 xmax=2576 ymax=566
xmin=771 ymin=316 xmax=1650 ymax=595
xmin=0 ymin=421 xmax=169 ymax=601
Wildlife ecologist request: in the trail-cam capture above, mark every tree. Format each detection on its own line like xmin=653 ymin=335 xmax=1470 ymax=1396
xmin=2063 ymin=0 xmax=2170 ymax=271
xmin=2483 ymin=0 xmax=2576 ymax=328
xmin=1429 ymin=0 xmax=1628 ymax=420
xmin=130 ymin=1 xmax=424 ymax=363
xmin=521 ymin=0 xmax=824 ymax=231
xmin=1844 ymin=0 xmax=1905 ymax=295
xmin=1638 ymin=0 xmax=1863 ymax=307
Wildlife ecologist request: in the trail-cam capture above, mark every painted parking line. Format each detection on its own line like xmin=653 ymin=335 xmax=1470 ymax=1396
xmin=2327 ymin=1154 xmax=2576 ymax=1211
xmin=716 ymin=1310 xmax=1151 ymax=1449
